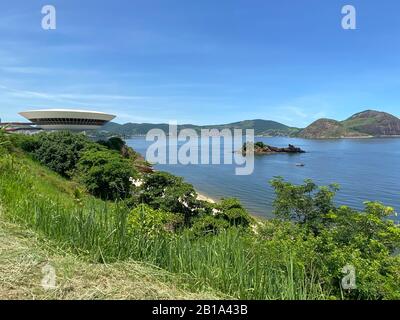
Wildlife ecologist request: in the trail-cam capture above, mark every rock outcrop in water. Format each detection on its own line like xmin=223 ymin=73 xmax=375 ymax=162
xmin=242 ymin=142 xmax=305 ymax=155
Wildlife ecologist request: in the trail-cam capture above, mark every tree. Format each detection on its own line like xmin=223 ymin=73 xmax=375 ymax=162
xmin=98 ymin=136 xmax=125 ymax=152
xmin=11 ymin=133 xmax=40 ymax=153
xmin=214 ymin=198 xmax=253 ymax=228
xmin=98 ymin=137 xmax=153 ymax=173
xmin=138 ymin=171 xmax=204 ymax=224
xmin=77 ymin=149 xmax=137 ymax=200
xmin=33 ymin=131 xmax=91 ymax=177
xmin=254 ymin=141 xmax=266 ymax=149
xmin=270 ymin=177 xmax=338 ymax=233
xmin=269 ymin=178 xmax=400 ymax=299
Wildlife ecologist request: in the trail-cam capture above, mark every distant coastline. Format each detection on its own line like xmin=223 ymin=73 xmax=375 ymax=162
xmin=95 ymin=109 xmax=400 ymax=140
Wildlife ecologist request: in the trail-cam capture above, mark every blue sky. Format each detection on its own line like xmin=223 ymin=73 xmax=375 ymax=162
xmin=0 ymin=0 xmax=400 ymax=127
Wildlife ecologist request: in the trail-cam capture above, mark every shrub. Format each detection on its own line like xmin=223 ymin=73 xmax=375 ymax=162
xmin=0 ymin=128 xmax=12 ymax=153
xmin=138 ymin=171 xmax=204 ymax=224
xmin=214 ymin=198 xmax=254 ymax=228
xmin=270 ymin=177 xmax=338 ymax=233
xmin=77 ymin=149 xmax=137 ymax=200
xmin=191 ymin=215 xmax=230 ymax=237
xmin=254 ymin=141 xmax=266 ymax=149
xmin=127 ymin=204 xmax=182 ymax=237
xmin=98 ymin=137 xmax=153 ymax=173
xmin=32 ymin=131 xmax=91 ymax=177
xmin=270 ymin=177 xmax=400 ymax=299
xmin=98 ymin=136 xmax=125 ymax=152
xmin=10 ymin=133 xmax=40 ymax=153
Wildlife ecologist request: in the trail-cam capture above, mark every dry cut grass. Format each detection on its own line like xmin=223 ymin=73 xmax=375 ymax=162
xmin=0 ymin=209 xmax=221 ymax=300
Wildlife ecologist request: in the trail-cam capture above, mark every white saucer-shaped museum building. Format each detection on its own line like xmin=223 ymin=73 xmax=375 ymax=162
xmin=19 ymin=109 xmax=116 ymax=130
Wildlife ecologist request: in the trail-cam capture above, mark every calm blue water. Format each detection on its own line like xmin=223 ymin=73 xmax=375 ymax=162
xmin=127 ymin=137 xmax=400 ymax=218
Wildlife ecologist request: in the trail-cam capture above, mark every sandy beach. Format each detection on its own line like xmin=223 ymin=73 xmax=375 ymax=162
xmin=196 ymin=192 xmax=216 ymax=203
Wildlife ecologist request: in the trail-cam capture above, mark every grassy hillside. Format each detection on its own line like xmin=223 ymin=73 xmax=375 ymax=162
xmin=298 ymin=110 xmax=400 ymax=138
xmin=0 ymin=152 xmax=325 ymax=299
xmin=0 ymin=216 xmax=220 ymax=300
xmin=1 ymin=131 xmax=399 ymax=300
xmin=99 ymin=119 xmax=300 ymax=137
xmin=0 ymin=152 xmax=221 ymax=299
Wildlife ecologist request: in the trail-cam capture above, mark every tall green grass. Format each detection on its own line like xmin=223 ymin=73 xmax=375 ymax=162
xmin=0 ymin=153 xmax=326 ymax=299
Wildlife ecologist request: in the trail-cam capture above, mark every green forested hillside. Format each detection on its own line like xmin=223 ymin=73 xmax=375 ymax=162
xmin=298 ymin=110 xmax=400 ymax=138
xmin=99 ymin=119 xmax=300 ymax=137
xmin=98 ymin=110 xmax=400 ymax=139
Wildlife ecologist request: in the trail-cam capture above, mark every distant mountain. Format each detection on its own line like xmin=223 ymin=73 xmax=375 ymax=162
xmin=298 ymin=110 xmax=400 ymax=138
xmin=96 ymin=110 xmax=400 ymax=139
xmin=342 ymin=110 xmax=400 ymax=136
xmin=297 ymin=119 xmax=367 ymax=139
xmin=99 ymin=119 xmax=300 ymax=137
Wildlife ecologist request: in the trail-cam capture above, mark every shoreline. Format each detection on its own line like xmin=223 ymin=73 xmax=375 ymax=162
xmin=196 ymin=189 xmax=267 ymax=222
xmin=196 ymin=191 xmax=216 ymax=204
xmin=120 ymin=134 xmax=400 ymax=140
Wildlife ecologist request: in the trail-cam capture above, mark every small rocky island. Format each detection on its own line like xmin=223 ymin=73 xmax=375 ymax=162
xmin=241 ymin=142 xmax=305 ymax=155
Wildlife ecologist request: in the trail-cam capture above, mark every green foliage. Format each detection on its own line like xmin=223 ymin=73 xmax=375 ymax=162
xmin=31 ymin=131 xmax=91 ymax=177
xmin=270 ymin=177 xmax=400 ymax=299
xmin=135 ymin=172 xmax=255 ymax=230
xmin=10 ymin=132 xmax=144 ymax=201
xmin=2 ymin=136 xmax=399 ymax=300
xmin=270 ymin=177 xmax=339 ymax=232
xmin=138 ymin=171 xmax=204 ymax=224
xmin=77 ymin=149 xmax=137 ymax=200
xmin=0 ymin=128 xmax=12 ymax=153
xmin=127 ymin=204 xmax=181 ymax=237
xmin=191 ymin=215 xmax=230 ymax=237
xmin=10 ymin=133 xmax=40 ymax=152
xmin=0 ymin=155 xmax=325 ymax=299
xmin=298 ymin=110 xmax=400 ymax=138
xmin=98 ymin=136 xmax=125 ymax=152
xmin=100 ymin=119 xmax=300 ymax=137
xmin=99 ymin=136 xmax=153 ymax=173
xmin=214 ymin=198 xmax=254 ymax=228
xmin=254 ymin=141 xmax=266 ymax=149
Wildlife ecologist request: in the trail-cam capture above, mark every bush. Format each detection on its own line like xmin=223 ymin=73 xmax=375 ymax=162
xmin=191 ymin=215 xmax=230 ymax=237
xmin=270 ymin=177 xmax=338 ymax=233
xmin=138 ymin=171 xmax=205 ymax=224
xmin=0 ymin=129 xmax=12 ymax=153
xmin=214 ymin=198 xmax=253 ymax=228
xmin=98 ymin=136 xmax=125 ymax=152
xmin=254 ymin=141 xmax=266 ymax=149
xmin=10 ymin=133 xmax=40 ymax=153
xmin=31 ymin=131 xmax=91 ymax=177
xmin=77 ymin=149 xmax=137 ymax=200
xmin=127 ymin=204 xmax=182 ymax=237
xmin=99 ymin=137 xmax=153 ymax=173
xmin=270 ymin=177 xmax=400 ymax=299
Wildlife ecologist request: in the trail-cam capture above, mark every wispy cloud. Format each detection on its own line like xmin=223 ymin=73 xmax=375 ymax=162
xmin=0 ymin=66 xmax=53 ymax=75
xmin=0 ymin=85 xmax=153 ymax=103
